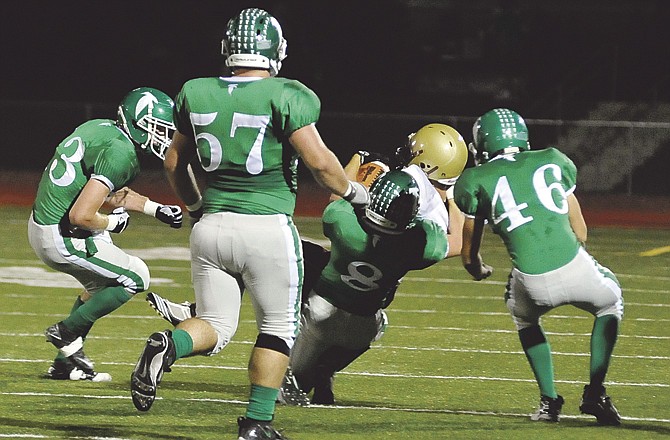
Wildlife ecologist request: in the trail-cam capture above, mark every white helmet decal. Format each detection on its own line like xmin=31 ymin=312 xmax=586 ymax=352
xmin=135 ymin=92 xmax=158 ymax=118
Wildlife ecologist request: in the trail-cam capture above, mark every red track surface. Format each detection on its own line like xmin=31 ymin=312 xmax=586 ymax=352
xmin=3 ymin=170 xmax=669 ymax=228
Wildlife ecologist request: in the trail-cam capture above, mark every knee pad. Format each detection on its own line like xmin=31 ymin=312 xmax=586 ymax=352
xmin=255 ymin=333 xmax=290 ymax=357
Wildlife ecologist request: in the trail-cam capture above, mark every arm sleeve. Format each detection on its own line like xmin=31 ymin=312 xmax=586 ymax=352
xmin=453 ymin=170 xmax=480 ymax=217
xmin=174 ymin=85 xmax=193 ymax=139
xmin=278 ymin=80 xmax=321 ymax=136
xmin=92 ymin=142 xmax=138 ymax=191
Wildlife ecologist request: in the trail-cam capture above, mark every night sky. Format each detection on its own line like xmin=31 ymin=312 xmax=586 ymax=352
xmin=2 ymin=0 xmax=669 ymax=170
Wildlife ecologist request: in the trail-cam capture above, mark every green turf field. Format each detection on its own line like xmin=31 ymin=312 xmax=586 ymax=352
xmin=1 ymin=205 xmax=668 ymax=439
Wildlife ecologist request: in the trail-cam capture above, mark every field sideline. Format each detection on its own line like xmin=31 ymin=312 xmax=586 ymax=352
xmin=0 ymin=202 xmax=668 ymax=439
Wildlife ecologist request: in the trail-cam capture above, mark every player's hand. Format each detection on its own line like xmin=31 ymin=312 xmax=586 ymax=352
xmin=343 ymin=180 xmax=370 ymax=208
xmin=106 ymin=208 xmax=130 ymax=233
xmin=155 ymin=205 xmax=183 ymax=229
xmin=465 ymin=262 xmax=493 ymax=281
xmin=357 ymin=150 xmax=390 ymax=166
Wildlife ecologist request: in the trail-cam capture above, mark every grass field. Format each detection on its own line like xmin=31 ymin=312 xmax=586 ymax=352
xmin=0 ymin=205 xmax=668 ymax=439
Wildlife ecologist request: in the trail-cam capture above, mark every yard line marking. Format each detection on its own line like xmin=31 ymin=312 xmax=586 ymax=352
xmin=640 ymin=246 xmax=670 ymax=257
xmin=1 ymin=392 xmax=668 ymax=424
xmin=3 ymin=324 xmax=668 ymax=341
xmin=1 ymin=309 xmax=669 ymax=323
xmin=3 ymin=357 xmax=668 ymax=380
xmin=389 ymin=325 xmax=670 ymax=339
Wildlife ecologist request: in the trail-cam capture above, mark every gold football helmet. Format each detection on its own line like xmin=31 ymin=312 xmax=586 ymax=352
xmin=404 ymin=123 xmax=468 ymax=187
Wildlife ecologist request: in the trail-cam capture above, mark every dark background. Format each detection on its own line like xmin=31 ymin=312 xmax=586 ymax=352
xmin=1 ymin=0 xmax=669 ymax=194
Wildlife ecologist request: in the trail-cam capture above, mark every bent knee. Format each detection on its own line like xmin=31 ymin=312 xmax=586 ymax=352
xmin=125 ymin=256 xmax=150 ymax=294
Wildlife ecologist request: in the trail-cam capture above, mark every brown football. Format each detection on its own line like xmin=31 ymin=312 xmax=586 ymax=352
xmin=356 ymin=161 xmax=390 ymax=188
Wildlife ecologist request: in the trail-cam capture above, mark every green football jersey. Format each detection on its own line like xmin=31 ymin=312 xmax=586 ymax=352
xmin=454 ymin=148 xmax=579 ymax=274
xmin=32 ymin=119 xmax=140 ymax=226
xmin=174 ymin=76 xmax=321 ymax=215
xmin=315 ymin=199 xmax=448 ymax=316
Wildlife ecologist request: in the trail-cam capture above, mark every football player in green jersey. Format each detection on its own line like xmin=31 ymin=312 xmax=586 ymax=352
xmin=129 ymin=8 xmax=368 ymax=439
xmin=144 ymin=122 xmax=470 ymax=408
xmin=288 ymin=164 xmax=466 ymax=405
xmin=454 ymin=108 xmax=623 ymax=425
xmin=28 ymin=87 xmax=183 ymax=382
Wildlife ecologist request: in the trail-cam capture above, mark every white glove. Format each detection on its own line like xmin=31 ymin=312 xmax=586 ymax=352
xmin=106 ymin=208 xmax=130 ymax=233
xmin=342 ymin=181 xmax=370 ymax=208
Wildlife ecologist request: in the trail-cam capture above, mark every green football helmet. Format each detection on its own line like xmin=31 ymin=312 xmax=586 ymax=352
xmin=117 ymin=87 xmax=175 ymax=160
xmin=361 ymin=170 xmax=420 ymax=236
xmin=221 ymin=8 xmax=287 ymax=76
xmin=402 ymin=123 xmax=468 ymax=187
xmin=470 ymin=108 xmax=530 ymax=164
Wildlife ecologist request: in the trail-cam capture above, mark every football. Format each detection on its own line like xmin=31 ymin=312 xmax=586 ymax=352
xmin=356 ymin=160 xmax=390 ymax=188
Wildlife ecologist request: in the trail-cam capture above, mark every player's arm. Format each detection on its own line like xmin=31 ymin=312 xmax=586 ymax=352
xmin=461 ymin=216 xmax=493 ymax=281
xmin=290 ymin=124 xmax=367 ymax=206
xmin=69 ymin=179 xmax=128 ymax=233
xmin=445 ymin=198 xmax=464 ymax=258
xmin=165 ymin=130 xmax=203 ymax=219
xmin=567 ymin=193 xmax=587 ymax=244
xmin=69 ymin=179 xmax=114 ymax=230
xmin=106 ymin=187 xmax=183 ymax=229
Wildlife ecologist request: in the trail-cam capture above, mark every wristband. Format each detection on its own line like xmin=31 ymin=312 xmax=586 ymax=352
xmin=446 ymin=186 xmax=455 ymax=200
xmin=186 ymin=198 xmax=203 ymax=212
xmin=143 ymin=200 xmax=161 ymax=217
xmin=342 ymin=182 xmax=354 ymax=201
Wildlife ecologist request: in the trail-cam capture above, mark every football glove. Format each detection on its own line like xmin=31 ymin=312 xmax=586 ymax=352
xmin=343 ymin=180 xmax=370 ymax=208
xmin=154 ymin=205 xmax=183 ymax=229
xmin=106 ymin=208 xmax=130 ymax=233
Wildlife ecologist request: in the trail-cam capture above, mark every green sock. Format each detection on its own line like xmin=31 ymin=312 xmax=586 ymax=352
xmin=172 ymin=329 xmax=194 ymax=359
xmin=55 ymin=296 xmax=86 ymax=363
xmin=590 ymin=314 xmax=619 ymax=386
xmin=246 ymin=384 xmax=279 ymax=422
xmin=525 ymin=343 xmax=557 ymax=398
xmin=62 ymin=286 xmax=131 ymax=334
xmin=519 ymin=326 xmax=557 ymax=398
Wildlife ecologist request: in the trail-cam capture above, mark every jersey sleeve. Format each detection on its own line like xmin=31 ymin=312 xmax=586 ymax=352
xmin=277 ymin=80 xmax=321 ymax=136
xmin=453 ymin=168 xmax=481 ymax=217
xmin=554 ymin=148 xmax=577 ymax=194
xmin=322 ymin=199 xmax=350 ymax=239
xmin=419 ymin=220 xmax=449 ymax=263
xmin=91 ymin=141 xmax=138 ymax=191
xmin=174 ymin=83 xmax=193 ymax=139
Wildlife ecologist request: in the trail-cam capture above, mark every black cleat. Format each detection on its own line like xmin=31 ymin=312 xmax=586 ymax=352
xmin=237 ymin=417 xmax=288 ymax=440
xmin=45 ymin=358 xmax=112 ymax=382
xmin=277 ymin=367 xmax=309 ymax=406
xmin=130 ymin=330 xmax=176 ymax=411
xmin=530 ymin=395 xmax=564 ymax=422
xmin=45 ymin=322 xmax=96 ymax=375
xmin=580 ymin=384 xmax=621 ymax=426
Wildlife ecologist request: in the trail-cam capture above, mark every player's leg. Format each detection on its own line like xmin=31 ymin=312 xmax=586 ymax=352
xmin=240 ymin=214 xmax=302 ymax=434
xmin=506 ymin=270 xmax=562 ymax=422
xmin=310 ymin=308 xmax=387 ymax=404
xmin=145 ymin=238 xmax=328 ymax=326
xmin=30 ymin=220 xmax=149 ymax=381
xmin=131 ymin=213 xmax=242 ymax=411
xmin=567 ymin=248 xmax=623 ymax=425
